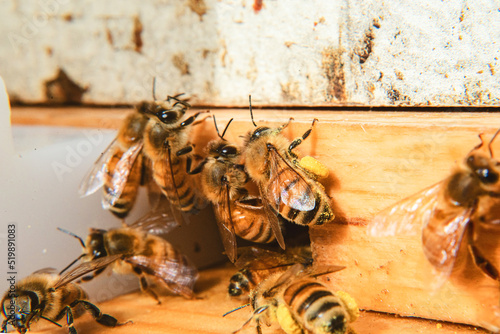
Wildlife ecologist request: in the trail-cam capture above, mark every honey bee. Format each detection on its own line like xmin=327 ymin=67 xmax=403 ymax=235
xmin=229 ymin=263 xmax=358 ymax=334
xmin=242 ymin=97 xmax=334 ymax=249
xmin=187 ymin=118 xmax=275 ymax=262
xmin=369 ymin=130 xmax=500 ymax=284
xmin=228 ymin=246 xmax=313 ymax=299
xmin=1 ymin=256 xmax=126 ymax=334
xmin=79 ymin=110 xmax=149 ymax=218
xmin=140 ymin=93 xmax=208 ymax=214
xmin=59 ymin=216 xmax=198 ymax=303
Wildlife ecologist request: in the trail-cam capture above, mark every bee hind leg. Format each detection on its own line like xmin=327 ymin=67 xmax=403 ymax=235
xmin=73 ymin=300 xmax=128 ymax=328
xmin=288 ymin=118 xmax=318 ymax=153
xmin=469 ymin=243 xmax=500 ymax=281
xmin=139 ymin=274 xmax=162 ymax=304
xmin=468 ymin=223 xmax=500 ymax=281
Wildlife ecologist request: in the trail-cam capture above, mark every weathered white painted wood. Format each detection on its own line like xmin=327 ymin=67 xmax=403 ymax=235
xmin=0 ymin=0 xmax=498 ymax=106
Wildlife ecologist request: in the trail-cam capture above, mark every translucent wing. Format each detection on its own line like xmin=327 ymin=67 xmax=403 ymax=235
xmin=260 ymin=186 xmax=286 ymax=250
xmin=102 ymin=142 xmax=143 ymax=208
xmin=267 ymin=148 xmax=315 ymax=211
xmin=234 ymin=246 xmax=312 ymax=271
xmin=78 ymin=138 xmax=119 ymax=197
xmin=31 ymin=268 xmax=58 ymax=275
xmin=128 ymin=200 xmax=179 ymax=236
xmin=422 ymin=206 xmax=472 ymax=286
xmin=142 ymin=155 xmax=163 ymax=210
xmin=53 ymin=255 xmax=122 ymax=289
xmin=368 ymin=182 xmax=443 ymax=237
xmin=125 ymin=255 xmax=198 ymax=298
xmin=213 ymin=183 xmax=238 ymax=263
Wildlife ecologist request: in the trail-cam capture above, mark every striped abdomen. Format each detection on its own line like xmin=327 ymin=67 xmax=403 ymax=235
xmin=152 ymin=157 xmax=205 ymax=214
xmin=283 ymin=280 xmax=348 ymax=334
xmin=278 ymin=189 xmax=333 ymax=227
xmin=232 ymin=201 xmax=275 ymax=243
xmin=102 ymin=149 xmax=143 ymax=218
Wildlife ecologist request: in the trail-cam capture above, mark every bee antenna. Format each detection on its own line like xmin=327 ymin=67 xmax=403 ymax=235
xmin=221 ymin=119 xmax=234 ymax=140
xmin=488 ymin=128 xmax=500 ymax=157
xmin=249 ymin=95 xmax=257 ymax=127
xmin=58 ymin=253 xmax=85 ymax=276
xmin=222 ymin=303 xmax=251 ymax=317
xmin=57 ymin=227 xmax=86 ymax=248
xmin=152 ymin=77 xmax=157 ymax=101
xmin=40 ymin=315 xmax=63 ymax=328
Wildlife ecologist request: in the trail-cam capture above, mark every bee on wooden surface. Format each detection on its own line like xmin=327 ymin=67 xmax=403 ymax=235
xmin=59 ymin=216 xmax=198 ymax=303
xmin=79 ymin=110 xmax=149 ymax=218
xmin=187 ymin=118 xmax=275 ymax=262
xmin=1 ymin=256 xmax=127 ymax=334
xmin=228 ymin=263 xmax=358 ymax=334
xmin=242 ymin=97 xmax=334 ymax=249
xmin=140 ymin=93 xmax=208 ymax=214
xmin=369 ymin=130 xmax=500 ymax=284
xmin=228 ymin=246 xmax=313 ymax=300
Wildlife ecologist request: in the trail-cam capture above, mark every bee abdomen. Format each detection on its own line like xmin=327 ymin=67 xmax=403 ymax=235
xmin=103 ymin=152 xmax=143 ymax=218
xmin=284 ymin=280 xmax=347 ymax=334
xmin=233 ymin=211 xmax=275 ymax=243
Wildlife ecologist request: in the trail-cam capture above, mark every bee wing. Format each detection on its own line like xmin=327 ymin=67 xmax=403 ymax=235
xmin=142 ymin=155 xmax=163 ymax=210
xmin=53 ymin=255 xmax=122 ymax=290
xmin=422 ymin=206 xmax=472 ymax=286
xmin=266 ymin=263 xmax=306 ymax=295
xmin=367 ymin=182 xmax=443 ymax=237
xmin=260 ymin=190 xmax=286 ymax=249
xmin=213 ymin=183 xmax=238 ymax=263
xmin=78 ymin=138 xmax=119 ymax=197
xmin=234 ymin=246 xmax=312 ymax=271
xmin=125 ymin=255 xmax=198 ymax=298
xmin=31 ymin=268 xmax=58 ymax=275
xmin=267 ymin=149 xmax=315 ymax=212
xmin=102 ymin=142 xmax=144 ymax=208
xmin=128 ymin=201 xmax=179 ymax=236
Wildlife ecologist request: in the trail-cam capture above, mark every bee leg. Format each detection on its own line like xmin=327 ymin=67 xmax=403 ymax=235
xmin=79 ymin=267 xmax=106 ymax=282
xmin=176 ymin=145 xmax=193 ymax=157
xmin=135 ymin=268 xmax=162 ymax=304
xmin=186 ymin=156 xmax=207 ymax=175
xmin=180 ymin=111 xmax=210 ymax=128
xmin=73 ymin=300 xmax=125 ymax=327
xmin=468 ymin=223 xmax=500 ymax=281
xmin=55 ymin=305 xmax=77 ymax=334
xmin=288 ymin=118 xmax=318 ymax=153
xmin=277 ymin=117 xmax=294 ymax=134
xmin=1 ymin=319 xmax=8 ymax=332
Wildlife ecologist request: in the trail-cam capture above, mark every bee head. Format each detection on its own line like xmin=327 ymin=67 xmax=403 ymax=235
xmin=466 ymin=153 xmax=499 ymax=185
xmin=86 ymin=229 xmax=108 ymax=259
xmin=228 ymin=271 xmax=250 ymax=297
xmin=2 ymin=293 xmax=38 ymax=334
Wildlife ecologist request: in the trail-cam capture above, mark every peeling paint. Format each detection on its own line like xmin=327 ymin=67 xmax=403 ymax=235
xmin=322 ymin=47 xmax=346 ymax=102
xmin=188 ymin=0 xmax=207 ymax=20
xmin=253 ymin=0 xmax=263 ymax=13
xmin=44 ymin=69 xmax=87 ymax=104
xmin=133 ymin=16 xmax=143 ymax=53
xmin=172 ymin=53 xmax=190 ymax=75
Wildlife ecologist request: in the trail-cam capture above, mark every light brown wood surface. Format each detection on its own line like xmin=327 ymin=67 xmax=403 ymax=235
xmin=26 ymin=265 xmax=487 ymax=334
xmin=11 ymin=107 xmax=500 ymax=332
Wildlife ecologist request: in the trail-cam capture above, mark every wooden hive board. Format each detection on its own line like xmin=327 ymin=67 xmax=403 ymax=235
xmin=11 ymin=106 xmax=500 ymax=332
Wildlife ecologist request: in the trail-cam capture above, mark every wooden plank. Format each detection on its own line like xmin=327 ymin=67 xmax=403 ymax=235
xmin=10 ymin=107 xmax=500 ymax=330
xmin=27 ymin=264 xmax=487 ymax=334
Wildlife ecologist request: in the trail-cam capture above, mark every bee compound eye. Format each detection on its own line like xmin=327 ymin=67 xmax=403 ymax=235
xmin=477 ymin=168 xmax=499 ymax=184
xmin=221 ymin=146 xmax=237 ymax=156
xmin=157 ymin=111 xmax=178 ymax=123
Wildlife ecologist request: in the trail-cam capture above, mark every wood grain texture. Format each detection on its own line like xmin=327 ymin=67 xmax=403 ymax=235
xmin=26 ymin=265 xmax=487 ymax=334
xmin=11 ymin=107 xmax=500 ymax=331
